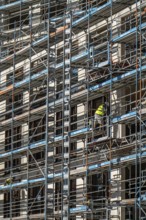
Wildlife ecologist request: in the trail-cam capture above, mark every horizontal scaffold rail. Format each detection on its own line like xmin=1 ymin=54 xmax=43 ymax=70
xmin=1 ymin=0 xmax=146 ymax=219
xmin=0 ymin=0 xmax=136 ymax=19
xmin=0 ymin=0 xmax=35 ymax=11
xmin=0 ymin=143 xmax=146 ymax=191
xmin=0 ymin=63 xmax=146 ymax=131
xmin=1 ymin=0 xmax=142 ymax=70
xmin=1 ymin=20 xmax=146 ymax=97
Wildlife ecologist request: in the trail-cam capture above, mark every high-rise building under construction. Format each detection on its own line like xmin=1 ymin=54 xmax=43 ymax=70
xmin=0 ymin=0 xmax=146 ymax=219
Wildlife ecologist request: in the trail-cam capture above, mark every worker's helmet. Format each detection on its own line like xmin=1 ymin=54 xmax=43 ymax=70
xmin=105 ymin=102 xmax=109 ymax=106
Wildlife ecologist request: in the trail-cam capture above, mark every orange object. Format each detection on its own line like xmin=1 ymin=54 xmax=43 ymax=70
xmin=50 ymin=25 xmax=68 ymax=38
xmin=0 ymin=85 xmax=13 ymax=96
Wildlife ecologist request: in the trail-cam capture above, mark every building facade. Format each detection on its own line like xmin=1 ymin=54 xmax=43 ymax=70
xmin=0 ymin=0 xmax=146 ymax=219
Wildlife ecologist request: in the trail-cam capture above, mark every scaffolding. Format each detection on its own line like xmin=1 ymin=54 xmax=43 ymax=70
xmin=0 ymin=0 xmax=146 ymax=219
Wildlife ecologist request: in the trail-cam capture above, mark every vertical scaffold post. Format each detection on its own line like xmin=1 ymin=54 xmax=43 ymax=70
xmin=109 ymin=0 xmax=113 ymax=219
xmin=27 ymin=3 xmax=32 ymax=218
xmin=135 ymin=1 xmax=139 ymax=219
xmin=45 ymin=0 xmax=50 ymax=219
xmin=62 ymin=5 xmax=72 ymax=220
xmin=85 ymin=0 xmax=90 ymax=219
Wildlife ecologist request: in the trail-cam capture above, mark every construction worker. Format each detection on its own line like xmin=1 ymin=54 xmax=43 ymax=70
xmin=94 ymin=102 xmax=109 ymax=129
xmin=87 ymin=199 xmax=93 ymax=210
xmin=5 ymin=177 xmax=14 ymax=185
xmin=94 ymin=103 xmax=105 ymax=128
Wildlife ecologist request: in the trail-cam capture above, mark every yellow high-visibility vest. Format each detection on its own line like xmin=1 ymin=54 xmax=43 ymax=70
xmin=6 ymin=178 xmax=11 ymax=185
xmin=95 ymin=104 xmax=104 ymax=116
